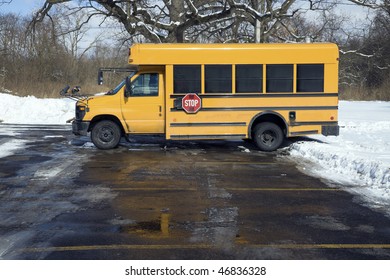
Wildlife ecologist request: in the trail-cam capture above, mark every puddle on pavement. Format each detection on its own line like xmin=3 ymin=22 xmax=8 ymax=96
xmin=119 ymin=213 xmax=172 ymax=238
xmin=301 ymin=215 xmax=351 ymax=231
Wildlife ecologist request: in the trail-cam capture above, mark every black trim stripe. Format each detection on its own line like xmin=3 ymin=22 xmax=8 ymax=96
xmin=170 ymin=134 xmax=246 ymax=140
xmin=170 ymin=122 xmax=246 ymax=127
xmin=290 ymin=130 xmax=319 ymax=136
xmin=171 ymin=106 xmax=338 ymax=112
xmin=290 ymin=121 xmax=338 ymax=126
xmin=170 ymin=93 xmax=338 ymax=98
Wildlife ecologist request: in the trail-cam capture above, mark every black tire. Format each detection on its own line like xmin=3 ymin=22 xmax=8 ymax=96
xmin=91 ymin=120 xmax=121 ymax=149
xmin=253 ymin=122 xmax=284 ymax=152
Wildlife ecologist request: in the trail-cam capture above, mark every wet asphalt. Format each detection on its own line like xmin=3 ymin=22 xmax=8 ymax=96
xmin=0 ymin=124 xmax=390 ymax=260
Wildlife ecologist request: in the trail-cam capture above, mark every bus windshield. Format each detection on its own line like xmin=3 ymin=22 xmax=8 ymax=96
xmin=106 ymin=72 xmax=136 ymax=95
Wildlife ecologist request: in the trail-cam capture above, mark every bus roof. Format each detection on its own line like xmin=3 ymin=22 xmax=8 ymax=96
xmin=129 ymin=43 xmax=339 ymax=65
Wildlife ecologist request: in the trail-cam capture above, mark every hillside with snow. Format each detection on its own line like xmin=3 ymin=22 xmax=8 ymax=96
xmin=1 ymin=92 xmax=389 ymax=216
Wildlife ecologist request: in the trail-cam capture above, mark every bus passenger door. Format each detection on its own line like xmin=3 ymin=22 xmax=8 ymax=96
xmin=121 ymin=72 xmax=165 ymax=133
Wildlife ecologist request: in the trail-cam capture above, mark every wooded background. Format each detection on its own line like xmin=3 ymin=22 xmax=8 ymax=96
xmin=1 ymin=0 xmax=389 ymax=100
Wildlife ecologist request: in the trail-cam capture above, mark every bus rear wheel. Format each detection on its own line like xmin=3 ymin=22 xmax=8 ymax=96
xmin=253 ymin=122 xmax=284 ymax=152
xmin=91 ymin=120 xmax=121 ymax=149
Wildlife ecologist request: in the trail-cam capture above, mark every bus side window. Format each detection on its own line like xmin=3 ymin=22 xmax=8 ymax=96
xmin=297 ymin=64 xmax=324 ymax=92
xmin=236 ymin=64 xmax=263 ymax=93
xmin=131 ymin=73 xmax=159 ymax=96
xmin=266 ymin=64 xmax=293 ymax=93
xmin=205 ymin=65 xmax=232 ymax=93
xmin=174 ymin=65 xmax=201 ymax=94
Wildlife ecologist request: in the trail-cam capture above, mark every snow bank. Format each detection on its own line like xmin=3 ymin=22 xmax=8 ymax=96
xmin=289 ymin=101 xmax=390 ymax=213
xmin=0 ymin=93 xmax=74 ymax=124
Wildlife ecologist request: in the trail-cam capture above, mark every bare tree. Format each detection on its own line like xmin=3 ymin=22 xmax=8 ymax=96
xmin=32 ymin=1 xmax=390 ymax=44
xmin=31 ymin=1 xmax=302 ymax=43
xmin=193 ymin=0 xmax=299 ymax=43
xmin=347 ymin=0 xmax=389 ymax=9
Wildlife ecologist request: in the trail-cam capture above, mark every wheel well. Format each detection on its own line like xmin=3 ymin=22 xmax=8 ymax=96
xmin=249 ymin=112 xmax=287 ymax=139
xmin=89 ymin=115 xmax=125 ymax=136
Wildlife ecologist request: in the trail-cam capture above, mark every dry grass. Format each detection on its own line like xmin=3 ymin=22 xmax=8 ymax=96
xmin=5 ymin=81 xmax=110 ymax=99
xmin=341 ymin=85 xmax=390 ymax=101
xmin=3 ymin=81 xmax=390 ymax=101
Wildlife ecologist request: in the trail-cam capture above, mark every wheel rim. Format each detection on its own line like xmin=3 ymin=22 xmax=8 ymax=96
xmin=260 ymin=130 xmax=277 ymax=147
xmin=99 ymin=126 xmax=115 ymax=143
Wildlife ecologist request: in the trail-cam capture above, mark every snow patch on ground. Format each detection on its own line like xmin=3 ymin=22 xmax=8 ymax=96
xmin=0 ymin=139 xmax=27 ymax=158
xmin=288 ymin=101 xmax=390 ymax=215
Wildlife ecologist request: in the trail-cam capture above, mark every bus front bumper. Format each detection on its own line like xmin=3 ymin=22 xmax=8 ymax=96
xmin=72 ymin=120 xmax=89 ymax=136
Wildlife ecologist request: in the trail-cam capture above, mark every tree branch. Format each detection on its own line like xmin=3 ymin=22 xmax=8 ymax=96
xmin=339 ymin=49 xmax=374 ymax=57
xmin=347 ymin=0 xmax=390 ymax=9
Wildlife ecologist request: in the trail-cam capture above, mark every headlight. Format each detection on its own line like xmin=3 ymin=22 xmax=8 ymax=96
xmin=75 ymin=104 xmax=87 ymax=120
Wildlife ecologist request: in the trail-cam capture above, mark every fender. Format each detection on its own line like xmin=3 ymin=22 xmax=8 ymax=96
xmin=248 ymin=111 xmax=288 ymax=139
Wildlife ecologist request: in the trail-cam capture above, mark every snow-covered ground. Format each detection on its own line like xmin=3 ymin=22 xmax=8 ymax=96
xmin=1 ymin=93 xmax=389 ymax=215
xmin=288 ymin=100 xmax=390 ymax=215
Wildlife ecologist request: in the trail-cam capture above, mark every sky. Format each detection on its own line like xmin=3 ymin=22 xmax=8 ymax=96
xmin=0 ymin=0 xmax=116 ymax=54
xmin=0 ymin=0 xmax=44 ymax=16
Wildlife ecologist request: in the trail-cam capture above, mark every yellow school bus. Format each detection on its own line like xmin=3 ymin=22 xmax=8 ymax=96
xmin=72 ymin=43 xmax=339 ymax=151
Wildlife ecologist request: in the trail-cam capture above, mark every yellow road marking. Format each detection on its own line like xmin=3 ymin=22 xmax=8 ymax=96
xmin=111 ymin=187 xmax=197 ymax=191
xmin=195 ymin=161 xmax=273 ymax=165
xmin=20 ymin=243 xmax=390 ymax=253
xmin=20 ymin=244 xmax=212 ymax=253
xmin=112 ymin=187 xmax=340 ymax=192
xmin=94 ymin=161 xmax=273 ymax=165
xmin=225 ymin=188 xmax=341 ymax=191
xmin=250 ymin=244 xmax=390 ymax=249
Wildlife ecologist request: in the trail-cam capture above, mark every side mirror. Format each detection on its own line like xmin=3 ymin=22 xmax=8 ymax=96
xmin=60 ymin=85 xmax=70 ymax=96
xmin=98 ymin=70 xmax=103 ymax=85
xmin=124 ymin=76 xmax=132 ymax=97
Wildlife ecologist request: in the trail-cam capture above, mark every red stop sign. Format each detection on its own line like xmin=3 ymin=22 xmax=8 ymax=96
xmin=182 ymin=93 xmax=202 ymax=114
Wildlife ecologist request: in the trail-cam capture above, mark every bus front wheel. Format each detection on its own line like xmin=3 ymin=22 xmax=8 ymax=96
xmin=91 ymin=120 xmax=121 ymax=149
xmin=253 ymin=122 xmax=284 ymax=152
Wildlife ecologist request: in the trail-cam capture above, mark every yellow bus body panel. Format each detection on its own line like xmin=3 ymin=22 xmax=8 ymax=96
xmin=130 ymin=43 xmax=338 ymax=65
